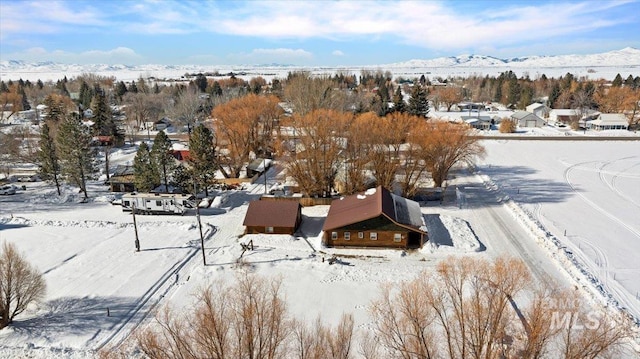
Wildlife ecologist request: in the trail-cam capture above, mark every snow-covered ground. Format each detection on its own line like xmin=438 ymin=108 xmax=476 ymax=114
xmin=1 ymin=139 xmax=639 ymax=358
xmin=477 ymin=140 xmax=640 ymax=321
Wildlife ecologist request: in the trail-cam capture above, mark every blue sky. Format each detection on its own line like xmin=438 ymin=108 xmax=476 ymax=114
xmin=1 ymin=0 xmax=639 ymax=66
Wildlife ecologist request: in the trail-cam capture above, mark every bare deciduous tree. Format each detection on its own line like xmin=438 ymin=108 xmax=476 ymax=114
xmin=284 ymin=72 xmax=348 ymax=115
xmin=0 ymin=242 xmax=47 ymax=329
xmin=282 ymin=109 xmax=350 ymax=197
xmin=369 ymin=256 xmax=633 ymax=359
xmin=212 ymin=94 xmax=283 ymax=178
xmin=292 ymin=314 xmax=354 ymax=359
xmin=420 ymin=121 xmax=484 ymax=188
xmin=137 ymin=274 xmax=290 ymax=359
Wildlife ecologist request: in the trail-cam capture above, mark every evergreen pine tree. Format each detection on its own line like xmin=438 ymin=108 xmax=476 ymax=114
xmin=612 ymin=73 xmax=623 ymax=87
xmin=151 ymin=131 xmax=175 ymax=193
xmin=128 ymin=81 xmax=138 ymax=93
xmin=55 ymin=80 xmax=69 ymax=97
xmin=133 ymin=142 xmax=159 ymax=192
xmin=56 ymin=114 xmax=95 ymax=200
xmin=549 ymin=83 xmax=561 ymax=108
xmin=408 ymin=85 xmax=430 ymax=117
xmin=211 ymin=81 xmax=223 ymax=96
xmin=187 ymin=124 xmax=217 ymax=196
xmin=37 ymin=122 xmax=62 ymax=195
xmin=115 ymin=81 xmax=128 ymax=102
xmin=1 ymin=81 xmax=9 ymax=93
xmin=43 ymin=94 xmax=67 ymax=123
xmin=36 ymin=79 xmax=44 ymax=90
xmin=392 ymin=86 xmax=406 ymax=113
xmin=90 ymin=87 xmax=117 ymax=139
xmin=170 ymin=164 xmax=194 ymax=194
xmin=19 ymin=86 xmax=30 ymax=111
xmin=79 ymin=81 xmax=93 ymax=109
xmin=624 ymin=75 xmax=634 ymax=87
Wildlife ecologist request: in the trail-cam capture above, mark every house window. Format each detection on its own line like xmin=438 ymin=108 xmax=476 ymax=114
xmin=394 ymin=233 xmax=402 ymax=242
xmin=358 ymin=232 xmax=364 ymax=239
xmin=156 ymin=200 xmax=162 ymax=206
xmin=344 ymin=232 xmax=350 ymax=240
xmin=266 ymin=227 xmax=274 ymax=233
xmin=331 ymin=232 xmax=338 ymax=240
xmin=370 ymin=232 xmax=377 ymax=240
xmin=124 ymin=201 xmax=130 ymax=207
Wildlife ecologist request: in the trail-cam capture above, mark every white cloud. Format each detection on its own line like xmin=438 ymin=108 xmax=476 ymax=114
xmin=332 ymin=50 xmax=345 ymax=56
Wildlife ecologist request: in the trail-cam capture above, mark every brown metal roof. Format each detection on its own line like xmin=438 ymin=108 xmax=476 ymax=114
xmin=243 ymin=200 xmax=301 ymax=228
xmin=322 ymin=186 xmax=426 ymax=233
xmin=323 ymin=186 xmax=386 ymax=230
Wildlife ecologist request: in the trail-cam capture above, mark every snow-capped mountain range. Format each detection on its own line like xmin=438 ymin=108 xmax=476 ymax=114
xmin=1 ymin=47 xmax=638 ymax=82
xmin=387 ymin=47 xmax=640 ymax=68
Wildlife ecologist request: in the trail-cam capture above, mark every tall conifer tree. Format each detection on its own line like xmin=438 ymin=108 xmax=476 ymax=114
xmin=56 ymin=114 xmax=94 ymax=200
xmin=151 ymin=131 xmax=175 ymax=193
xmin=408 ymin=85 xmax=430 ymax=117
xmin=37 ymin=122 xmax=62 ymax=195
xmin=133 ymin=142 xmax=159 ymax=192
xmin=187 ymin=124 xmax=217 ymax=196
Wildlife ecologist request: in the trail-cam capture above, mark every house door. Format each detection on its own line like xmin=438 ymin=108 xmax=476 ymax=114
xmin=407 ymin=232 xmax=422 ymax=248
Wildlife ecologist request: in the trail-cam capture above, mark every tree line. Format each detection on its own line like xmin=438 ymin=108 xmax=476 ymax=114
xmin=99 ymin=257 xmax=633 ymax=359
xmin=3 ymin=67 xmax=636 ymax=198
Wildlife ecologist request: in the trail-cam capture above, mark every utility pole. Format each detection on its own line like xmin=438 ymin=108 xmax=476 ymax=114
xmin=263 ymin=157 xmax=268 ymax=194
xmin=193 ymin=177 xmax=206 ymax=265
xmin=196 ymin=198 xmax=206 ymax=265
xmin=132 ymin=202 xmax=140 ymax=252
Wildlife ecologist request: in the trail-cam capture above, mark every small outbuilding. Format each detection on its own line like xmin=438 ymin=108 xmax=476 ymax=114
xmin=109 ymin=165 xmax=136 ymax=192
xmin=322 ymin=186 xmax=427 ymax=249
xmin=243 ymin=199 xmax=302 ymax=235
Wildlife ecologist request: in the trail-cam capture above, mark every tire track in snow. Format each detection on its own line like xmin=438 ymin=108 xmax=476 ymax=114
xmin=564 ymin=161 xmax=640 ymax=240
xmin=599 ymin=157 xmax=640 ymax=210
xmin=92 ymin=224 xmax=217 ymax=351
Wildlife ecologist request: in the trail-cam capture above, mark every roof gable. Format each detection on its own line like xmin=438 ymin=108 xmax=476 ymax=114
xmin=243 ymin=200 xmax=301 ymax=228
xmin=323 ymin=186 xmax=425 ymax=232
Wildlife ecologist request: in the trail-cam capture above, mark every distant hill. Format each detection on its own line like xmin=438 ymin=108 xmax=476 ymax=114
xmin=1 ymin=48 xmax=639 ymax=82
xmin=384 ymin=47 xmax=640 ymax=68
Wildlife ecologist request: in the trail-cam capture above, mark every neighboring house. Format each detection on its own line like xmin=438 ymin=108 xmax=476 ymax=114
xmin=246 ymin=158 xmax=271 ymax=178
xmin=525 ymin=103 xmax=549 ymax=119
xmin=322 ymin=186 xmax=427 ymax=249
xmin=109 ymin=165 xmax=135 ymax=192
xmin=154 ymin=118 xmax=171 ymax=131
xmin=243 ymin=199 xmax=302 ymax=235
xmin=511 ymin=111 xmax=545 ymax=128
xmin=586 ymin=113 xmax=629 ymax=130
xmin=462 ymin=115 xmax=493 ymax=130
xmin=171 ymin=149 xmax=190 ymax=162
xmin=91 ymin=135 xmax=114 ymax=146
xmin=548 ymin=109 xmax=579 ymax=125
xmin=549 ymin=109 xmax=598 ymax=125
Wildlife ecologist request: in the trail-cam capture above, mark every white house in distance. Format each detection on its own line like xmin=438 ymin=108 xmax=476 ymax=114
xmin=511 ymin=111 xmax=545 ymax=127
xmin=548 ymin=109 xmax=579 ymax=125
xmin=525 ymin=102 xmax=549 ymax=119
xmin=586 ymin=113 xmax=629 ymax=130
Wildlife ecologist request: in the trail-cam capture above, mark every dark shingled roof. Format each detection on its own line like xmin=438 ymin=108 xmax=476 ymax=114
xmin=322 ymin=186 xmax=425 ymax=232
xmin=243 ymin=200 xmax=300 ymax=228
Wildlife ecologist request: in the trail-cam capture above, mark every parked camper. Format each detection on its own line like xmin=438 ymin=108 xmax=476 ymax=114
xmin=121 ymin=192 xmax=195 ymax=215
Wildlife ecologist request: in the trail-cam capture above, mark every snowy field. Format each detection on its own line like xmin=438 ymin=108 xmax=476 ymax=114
xmin=478 ymin=139 xmax=640 ymax=322
xmin=1 ymin=139 xmax=639 ymax=357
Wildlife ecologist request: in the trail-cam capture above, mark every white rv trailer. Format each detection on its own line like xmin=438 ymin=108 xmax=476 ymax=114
xmin=121 ymin=192 xmax=195 ymax=215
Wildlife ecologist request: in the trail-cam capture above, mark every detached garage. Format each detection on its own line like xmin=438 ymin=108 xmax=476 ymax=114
xmin=511 ymin=111 xmax=545 ymax=128
xmin=243 ymin=199 xmax=302 ymax=235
